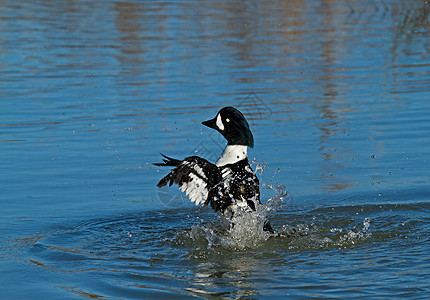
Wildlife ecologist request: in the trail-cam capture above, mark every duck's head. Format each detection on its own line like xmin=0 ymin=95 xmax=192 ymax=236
xmin=202 ymin=106 xmax=254 ymax=148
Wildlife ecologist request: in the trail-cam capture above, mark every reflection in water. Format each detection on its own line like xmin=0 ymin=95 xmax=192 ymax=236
xmin=115 ymin=1 xmax=149 ymax=83
xmin=188 ymin=255 xmax=262 ymax=298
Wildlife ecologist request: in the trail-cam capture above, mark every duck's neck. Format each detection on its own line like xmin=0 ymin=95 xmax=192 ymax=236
xmin=216 ymin=145 xmax=248 ymax=167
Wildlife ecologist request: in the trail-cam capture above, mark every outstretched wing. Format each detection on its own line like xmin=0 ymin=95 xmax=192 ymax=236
xmin=156 ymin=156 xmax=222 ymax=206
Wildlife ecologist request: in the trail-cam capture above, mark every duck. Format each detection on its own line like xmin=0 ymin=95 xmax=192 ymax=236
xmin=154 ymin=106 xmax=273 ymax=233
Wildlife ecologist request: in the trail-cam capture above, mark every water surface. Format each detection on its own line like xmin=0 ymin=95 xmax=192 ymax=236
xmin=1 ymin=0 xmax=430 ymax=298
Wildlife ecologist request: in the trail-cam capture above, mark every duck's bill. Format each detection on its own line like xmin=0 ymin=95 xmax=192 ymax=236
xmin=202 ymin=118 xmax=217 ymax=130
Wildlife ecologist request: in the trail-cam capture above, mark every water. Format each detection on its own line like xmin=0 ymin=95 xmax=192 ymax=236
xmin=1 ymin=0 xmax=429 ymax=298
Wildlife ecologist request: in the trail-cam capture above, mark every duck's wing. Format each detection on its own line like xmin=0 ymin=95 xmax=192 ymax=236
xmin=155 ymin=155 xmax=221 ymax=206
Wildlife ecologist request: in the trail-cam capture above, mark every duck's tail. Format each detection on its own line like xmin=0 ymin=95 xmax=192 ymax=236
xmin=153 ymin=154 xmax=181 ymax=167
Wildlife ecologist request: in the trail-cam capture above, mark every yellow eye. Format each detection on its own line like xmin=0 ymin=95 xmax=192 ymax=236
xmin=226 ymin=118 xmax=230 ymax=122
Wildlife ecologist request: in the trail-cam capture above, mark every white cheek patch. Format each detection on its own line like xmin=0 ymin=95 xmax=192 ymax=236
xmin=216 ymin=113 xmax=224 ymax=131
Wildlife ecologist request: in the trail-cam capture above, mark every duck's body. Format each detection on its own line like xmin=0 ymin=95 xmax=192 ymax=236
xmin=155 ymin=107 xmax=273 ymax=233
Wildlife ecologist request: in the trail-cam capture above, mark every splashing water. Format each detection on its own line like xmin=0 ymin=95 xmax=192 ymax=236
xmin=184 ymin=180 xmax=294 ymax=251
xmin=336 ymin=217 xmax=371 ymax=246
xmin=275 ymin=215 xmax=372 ymax=250
xmin=221 ymin=207 xmax=273 ymax=249
xmin=182 ymin=163 xmax=372 ymax=252
xmin=188 ymin=205 xmax=273 ymax=251
xmin=185 ymin=196 xmax=372 ymax=252
xmin=264 ymin=182 xmax=292 ymax=213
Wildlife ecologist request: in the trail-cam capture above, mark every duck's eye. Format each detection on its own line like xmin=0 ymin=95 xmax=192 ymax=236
xmin=226 ymin=118 xmax=230 ymax=122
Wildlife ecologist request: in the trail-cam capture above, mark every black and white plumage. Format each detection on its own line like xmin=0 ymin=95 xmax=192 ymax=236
xmin=154 ymin=106 xmax=273 ymax=233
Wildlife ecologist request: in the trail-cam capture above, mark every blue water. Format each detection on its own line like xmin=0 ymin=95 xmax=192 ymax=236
xmin=1 ymin=0 xmax=430 ymax=298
